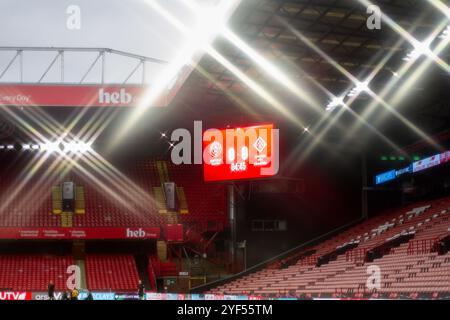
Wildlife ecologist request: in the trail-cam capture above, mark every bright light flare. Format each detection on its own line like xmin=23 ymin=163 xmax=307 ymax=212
xmin=439 ymin=25 xmax=450 ymax=39
xmin=403 ymin=39 xmax=433 ymax=62
xmin=326 ymin=96 xmax=345 ymax=111
xmin=347 ymin=80 xmax=370 ymax=97
xmin=110 ymin=1 xmax=240 ymax=151
xmin=40 ymin=140 xmax=92 ymax=154
xmin=191 ymin=6 xmax=230 ymax=50
xmin=63 ymin=141 xmax=92 ymax=154
xmin=40 ymin=141 xmax=60 ymax=153
xmin=221 ymin=28 xmax=322 ymax=113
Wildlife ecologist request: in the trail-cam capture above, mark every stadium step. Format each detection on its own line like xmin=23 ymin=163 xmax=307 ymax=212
xmin=135 ymin=254 xmax=152 ymax=290
xmin=75 ymin=185 xmax=85 ymax=214
xmin=166 ymin=212 xmax=178 ymax=224
xmin=52 ymin=186 xmax=62 ymax=214
xmin=153 ymin=187 xmax=168 ymax=214
xmin=157 ymin=240 xmax=168 ymax=262
xmin=61 ymin=212 xmax=73 ymax=227
xmin=156 ymin=160 xmax=170 ymax=184
xmin=176 ymin=187 xmax=189 ymax=214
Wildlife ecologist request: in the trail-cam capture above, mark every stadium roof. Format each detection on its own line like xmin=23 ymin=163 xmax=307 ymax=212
xmin=179 ymin=0 xmax=450 ymax=152
xmin=0 ymin=0 xmax=449 ymax=156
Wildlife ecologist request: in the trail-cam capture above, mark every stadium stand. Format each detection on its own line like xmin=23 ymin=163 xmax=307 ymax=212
xmin=150 ymin=255 xmax=178 ymax=277
xmin=85 ymin=255 xmax=139 ymax=291
xmin=166 ymin=161 xmax=226 ymax=224
xmin=0 ymin=159 xmax=230 ymax=293
xmin=0 ymin=160 xmax=226 ymax=229
xmin=0 ymin=255 xmax=73 ymax=291
xmin=205 ymin=196 xmax=450 ymax=297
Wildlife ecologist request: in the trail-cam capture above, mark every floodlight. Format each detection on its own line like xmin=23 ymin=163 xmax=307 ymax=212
xmin=326 ymin=96 xmax=345 ymax=111
xmin=41 ymin=142 xmax=60 ymax=153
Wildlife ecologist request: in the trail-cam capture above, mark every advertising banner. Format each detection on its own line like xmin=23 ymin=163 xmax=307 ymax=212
xmin=395 ymin=165 xmax=412 ymax=177
xmin=440 ymin=151 xmax=450 ymax=163
xmin=0 ymin=84 xmax=167 ymax=108
xmin=78 ymin=292 xmax=116 ymax=300
xmin=16 ymin=291 xmax=450 ymax=300
xmin=412 ymin=154 xmax=441 ymax=173
xmin=114 ymin=293 xmax=140 ymax=300
xmin=375 ymin=169 xmax=397 ymax=185
xmin=32 ymin=292 xmax=64 ymax=300
xmin=0 ymin=227 xmax=160 ymax=240
xmin=0 ymin=292 xmax=32 ymax=300
xmin=375 ymin=151 xmax=450 ymax=185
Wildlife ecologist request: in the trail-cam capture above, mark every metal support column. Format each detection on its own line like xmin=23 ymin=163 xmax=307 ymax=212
xmin=19 ymin=50 xmax=23 ymax=83
xmin=227 ymin=184 xmax=237 ymax=271
xmin=361 ymin=154 xmax=368 ymax=219
xmin=101 ymin=51 xmax=105 ymax=84
xmin=60 ymin=51 xmax=64 ymax=82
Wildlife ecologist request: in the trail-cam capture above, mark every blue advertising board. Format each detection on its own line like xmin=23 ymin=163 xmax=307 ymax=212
xmin=375 ymin=169 xmax=397 ymax=185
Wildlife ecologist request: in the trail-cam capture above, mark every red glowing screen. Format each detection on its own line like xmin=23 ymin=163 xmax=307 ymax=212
xmin=203 ymin=124 xmax=278 ymax=182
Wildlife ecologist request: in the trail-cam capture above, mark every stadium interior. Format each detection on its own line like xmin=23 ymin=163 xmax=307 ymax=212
xmin=1 ymin=0 xmax=450 ymax=301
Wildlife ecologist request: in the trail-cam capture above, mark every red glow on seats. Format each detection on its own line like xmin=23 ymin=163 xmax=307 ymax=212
xmin=208 ymin=196 xmax=450 ymax=297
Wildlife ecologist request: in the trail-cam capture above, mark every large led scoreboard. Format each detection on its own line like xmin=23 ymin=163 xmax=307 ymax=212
xmin=203 ymin=124 xmax=278 ymax=182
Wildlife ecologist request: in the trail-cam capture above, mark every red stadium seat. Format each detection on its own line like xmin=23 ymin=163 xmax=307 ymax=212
xmin=85 ymin=255 xmax=139 ymax=291
xmin=0 ymin=255 xmax=73 ymax=291
xmin=206 ymin=196 xmax=450 ymax=297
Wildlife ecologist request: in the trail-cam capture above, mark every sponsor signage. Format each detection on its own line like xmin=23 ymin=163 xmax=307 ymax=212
xmin=146 ymin=293 xmax=164 ymax=300
xmin=395 ymin=165 xmax=412 ymax=177
xmin=78 ymin=292 xmax=116 ymax=300
xmin=164 ymin=293 xmax=179 ymax=300
xmin=440 ymin=151 xmax=450 ymax=163
xmin=375 ymin=169 xmax=397 ymax=185
xmin=145 ymin=293 xmax=254 ymax=301
xmin=0 ymin=292 xmax=32 ymax=300
xmin=203 ymin=124 xmax=278 ymax=182
xmin=412 ymin=154 xmax=441 ymax=173
xmin=375 ymin=151 xmax=450 ymax=185
xmin=21 ymin=291 xmax=450 ymax=300
xmin=32 ymin=292 xmax=63 ymax=300
xmin=0 ymin=85 xmax=167 ymax=108
xmin=114 ymin=293 xmax=140 ymax=300
xmin=0 ymin=227 xmax=160 ymax=240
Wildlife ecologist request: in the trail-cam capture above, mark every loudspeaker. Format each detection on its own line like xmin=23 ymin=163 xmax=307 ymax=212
xmin=62 ymin=182 xmax=74 ymax=200
xmin=164 ymin=182 xmax=178 ymax=211
xmin=62 ymin=181 xmax=75 ymax=212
